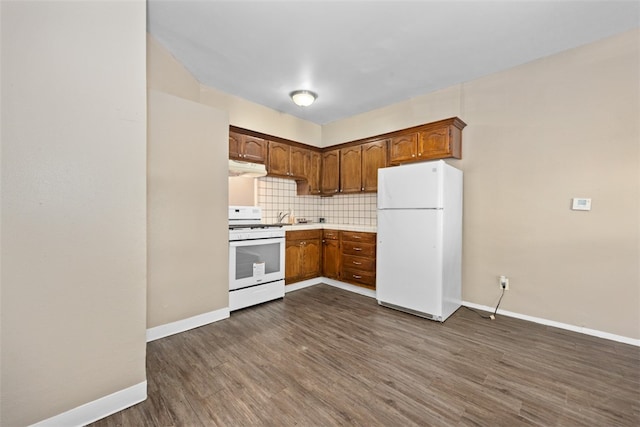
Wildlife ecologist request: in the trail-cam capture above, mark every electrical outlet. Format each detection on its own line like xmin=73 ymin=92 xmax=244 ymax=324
xmin=499 ymin=275 xmax=510 ymax=290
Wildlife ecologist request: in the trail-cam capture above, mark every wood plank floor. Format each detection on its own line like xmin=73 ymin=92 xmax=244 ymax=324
xmin=90 ymin=285 xmax=640 ymax=426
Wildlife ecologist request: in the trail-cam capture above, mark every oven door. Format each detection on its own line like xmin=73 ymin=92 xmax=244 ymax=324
xmin=229 ymin=237 xmax=285 ymax=291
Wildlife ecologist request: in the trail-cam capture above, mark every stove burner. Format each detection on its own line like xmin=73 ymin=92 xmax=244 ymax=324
xmin=229 ymin=223 xmax=284 ymax=230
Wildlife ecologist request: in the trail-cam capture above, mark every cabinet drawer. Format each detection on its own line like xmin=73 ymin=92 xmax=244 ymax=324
xmin=341 ymin=231 xmax=376 ymax=244
xmin=342 ymin=241 xmax=375 ymax=257
xmin=342 ymin=268 xmax=376 ymax=287
xmin=323 ymin=229 xmax=340 ymax=240
xmin=342 ymin=254 xmax=375 ymax=272
xmin=286 ymin=229 xmax=322 ymax=241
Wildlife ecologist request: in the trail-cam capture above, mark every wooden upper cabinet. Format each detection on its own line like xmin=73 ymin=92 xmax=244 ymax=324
xmin=389 ymin=133 xmax=418 ymax=164
xmin=229 ymin=131 xmax=267 ymax=163
xmin=268 ymin=141 xmax=309 ymax=178
xmin=389 ymin=118 xmax=466 ymax=164
xmin=361 ymin=140 xmax=387 ymax=192
xmin=242 ymin=135 xmax=268 ymax=163
xmin=340 ymin=139 xmax=387 ymax=193
xmin=307 ymin=150 xmax=322 ymax=195
xmin=339 ymin=146 xmax=362 ymax=193
xmin=419 ymin=125 xmax=462 ymax=159
xmin=321 ymin=149 xmax=340 ymax=195
xmin=268 ymin=141 xmax=291 ymax=176
xmin=234 ymin=116 xmax=464 ymax=192
xmin=290 ymin=146 xmax=309 ymax=178
xmin=229 ymin=131 xmax=242 ymax=159
xmin=296 ymin=149 xmax=322 ymax=195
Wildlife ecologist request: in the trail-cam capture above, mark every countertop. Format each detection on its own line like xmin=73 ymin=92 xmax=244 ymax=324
xmin=281 ymin=223 xmax=377 ymax=233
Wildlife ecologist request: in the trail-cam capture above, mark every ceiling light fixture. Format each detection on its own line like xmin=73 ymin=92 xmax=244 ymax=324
xmin=290 ymin=90 xmax=317 ymax=107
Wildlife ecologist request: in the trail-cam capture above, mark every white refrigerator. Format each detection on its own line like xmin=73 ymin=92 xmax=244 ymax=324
xmin=376 ymin=160 xmax=462 ymax=322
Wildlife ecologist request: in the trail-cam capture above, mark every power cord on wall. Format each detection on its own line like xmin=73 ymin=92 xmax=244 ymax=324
xmin=465 ymin=287 xmax=506 ymax=320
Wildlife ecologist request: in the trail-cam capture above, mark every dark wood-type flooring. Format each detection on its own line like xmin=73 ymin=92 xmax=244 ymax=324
xmin=91 ymin=284 xmax=639 ymax=426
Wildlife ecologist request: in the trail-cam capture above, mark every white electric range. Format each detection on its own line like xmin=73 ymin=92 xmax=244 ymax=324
xmin=228 ymin=206 xmax=285 ymax=311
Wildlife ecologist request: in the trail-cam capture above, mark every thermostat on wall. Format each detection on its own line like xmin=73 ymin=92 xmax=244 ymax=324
xmin=571 ymin=198 xmax=592 ymax=211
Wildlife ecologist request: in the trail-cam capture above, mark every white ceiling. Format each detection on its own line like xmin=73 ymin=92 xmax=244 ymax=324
xmin=147 ymin=0 xmax=640 ymax=125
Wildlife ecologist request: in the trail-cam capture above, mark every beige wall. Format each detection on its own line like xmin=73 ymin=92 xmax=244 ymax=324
xmin=147 ymin=90 xmax=230 ymax=328
xmin=149 ymin=29 xmax=638 ymax=340
xmin=146 ymin=35 xmax=321 ymax=331
xmin=0 ymin=1 xmax=147 ymax=425
xmin=322 ymin=84 xmax=463 ymax=146
xmin=324 ymin=29 xmax=640 ymax=340
xmin=147 ymin=34 xmax=201 ymax=102
xmin=147 ymin=34 xmax=322 ymax=146
xmin=229 ymin=177 xmax=257 ymax=206
xmin=200 ymin=86 xmax=322 ymax=146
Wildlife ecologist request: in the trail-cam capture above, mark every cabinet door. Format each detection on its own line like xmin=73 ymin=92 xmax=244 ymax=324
xmin=242 ymin=135 xmax=267 ymax=163
xmin=301 ymin=238 xmax=322 ymax=280
xmin=389 ymin=133 xmax=418 ymax=164
xmin=339 ymin=146 xmax=362 ymax=193
xmin=285 ymin=239 xmax=302 ymax=284
xmin=268 ymin=141 xmax=291 ymax=176
xmin=322 ymin=237 xmax=340 ymax=279
xmin=307 ymin=151 xmax=322 ymax=194
xmin=290 ymin=146 xmax=309 ymax=178
xmin=418 ymin=126 xmax=450 ymax=159
xmin=321 ymin=149 xmax=340 ymax=195
xmin=229 ymin=131 xmax=242 ymax=160
xmin=361 ymin=140 xmax=387 ymax=192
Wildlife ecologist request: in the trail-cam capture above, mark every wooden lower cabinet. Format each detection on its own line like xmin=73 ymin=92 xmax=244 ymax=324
xmin=340 ymin=231 xmax=376 ymax=289
xmin=286 ymin=228 xmax=376 ymax=289
xmin=322 ymin=229 xmax=341 ymax=279
xmin=285 ymin=229 xmax=322 ymax=285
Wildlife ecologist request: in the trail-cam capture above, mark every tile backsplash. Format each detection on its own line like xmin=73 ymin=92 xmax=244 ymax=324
xmin=257 ymin=177 xmax=377 ymax=226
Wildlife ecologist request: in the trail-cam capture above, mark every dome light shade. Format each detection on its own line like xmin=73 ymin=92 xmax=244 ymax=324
xmin=290 ymin=90 xmax=317 ymax=107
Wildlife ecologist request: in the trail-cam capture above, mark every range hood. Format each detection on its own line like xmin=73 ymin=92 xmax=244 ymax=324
xmin=229 ymin=159 xmax=267 ymax=178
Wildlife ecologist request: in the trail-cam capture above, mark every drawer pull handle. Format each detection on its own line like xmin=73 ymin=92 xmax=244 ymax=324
xmin=353 ymin=236 xmax=361 ymax=239
xmin=352 ymin=261 xmax=362 ymax=265
xmin=354 ymin=247 xmax=362 ymax=251
xmin=353 ymin=275 xmax=362 ymax=279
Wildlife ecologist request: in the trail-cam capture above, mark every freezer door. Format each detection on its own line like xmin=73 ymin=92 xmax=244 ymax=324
xmin=378 ymin=161 xmax=443 ymax=209
xmin=376 ymin=209 xmax=443 ymax=317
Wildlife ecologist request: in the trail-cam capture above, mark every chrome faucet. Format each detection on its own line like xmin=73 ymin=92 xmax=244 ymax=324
xmin=277 ymin=211 xmax=290 ymax=223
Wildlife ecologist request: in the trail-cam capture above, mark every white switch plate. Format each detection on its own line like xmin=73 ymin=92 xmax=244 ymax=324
xmin=571 ymin=198 xmax=591 ymax=211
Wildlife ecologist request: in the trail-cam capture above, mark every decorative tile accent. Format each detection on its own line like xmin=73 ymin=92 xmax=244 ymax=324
xmin=257 ymin=177 xmax=377 ymax=226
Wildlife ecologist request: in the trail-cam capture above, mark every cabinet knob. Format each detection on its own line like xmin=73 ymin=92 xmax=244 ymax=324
xmin=418 ymin=153 xmax=422 ymax=157
xmin=412 ymin=154 xmax=416 ymax=157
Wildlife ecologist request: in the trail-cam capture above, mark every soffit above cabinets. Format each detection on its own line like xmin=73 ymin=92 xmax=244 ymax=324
xmin=147 ymin=1 xmax=639 ymax=125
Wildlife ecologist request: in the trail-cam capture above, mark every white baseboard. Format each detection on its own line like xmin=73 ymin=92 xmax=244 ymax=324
xmin=463 ymin=301 xmax=640 ymax=347
xmin=285 ymin=277 xmax=322 ymax=293
xmin=146 ymin=307 xmax=230 ymax=342
xmin=29 ymin=381 xmax=147 ymax=427
xmin=285 ymin=277 xmax=377 ymax=299
xmin=287 ymin=281 xmax=637 ymax=346
xmin=322 ymin=278 xmax=377 ymax=298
